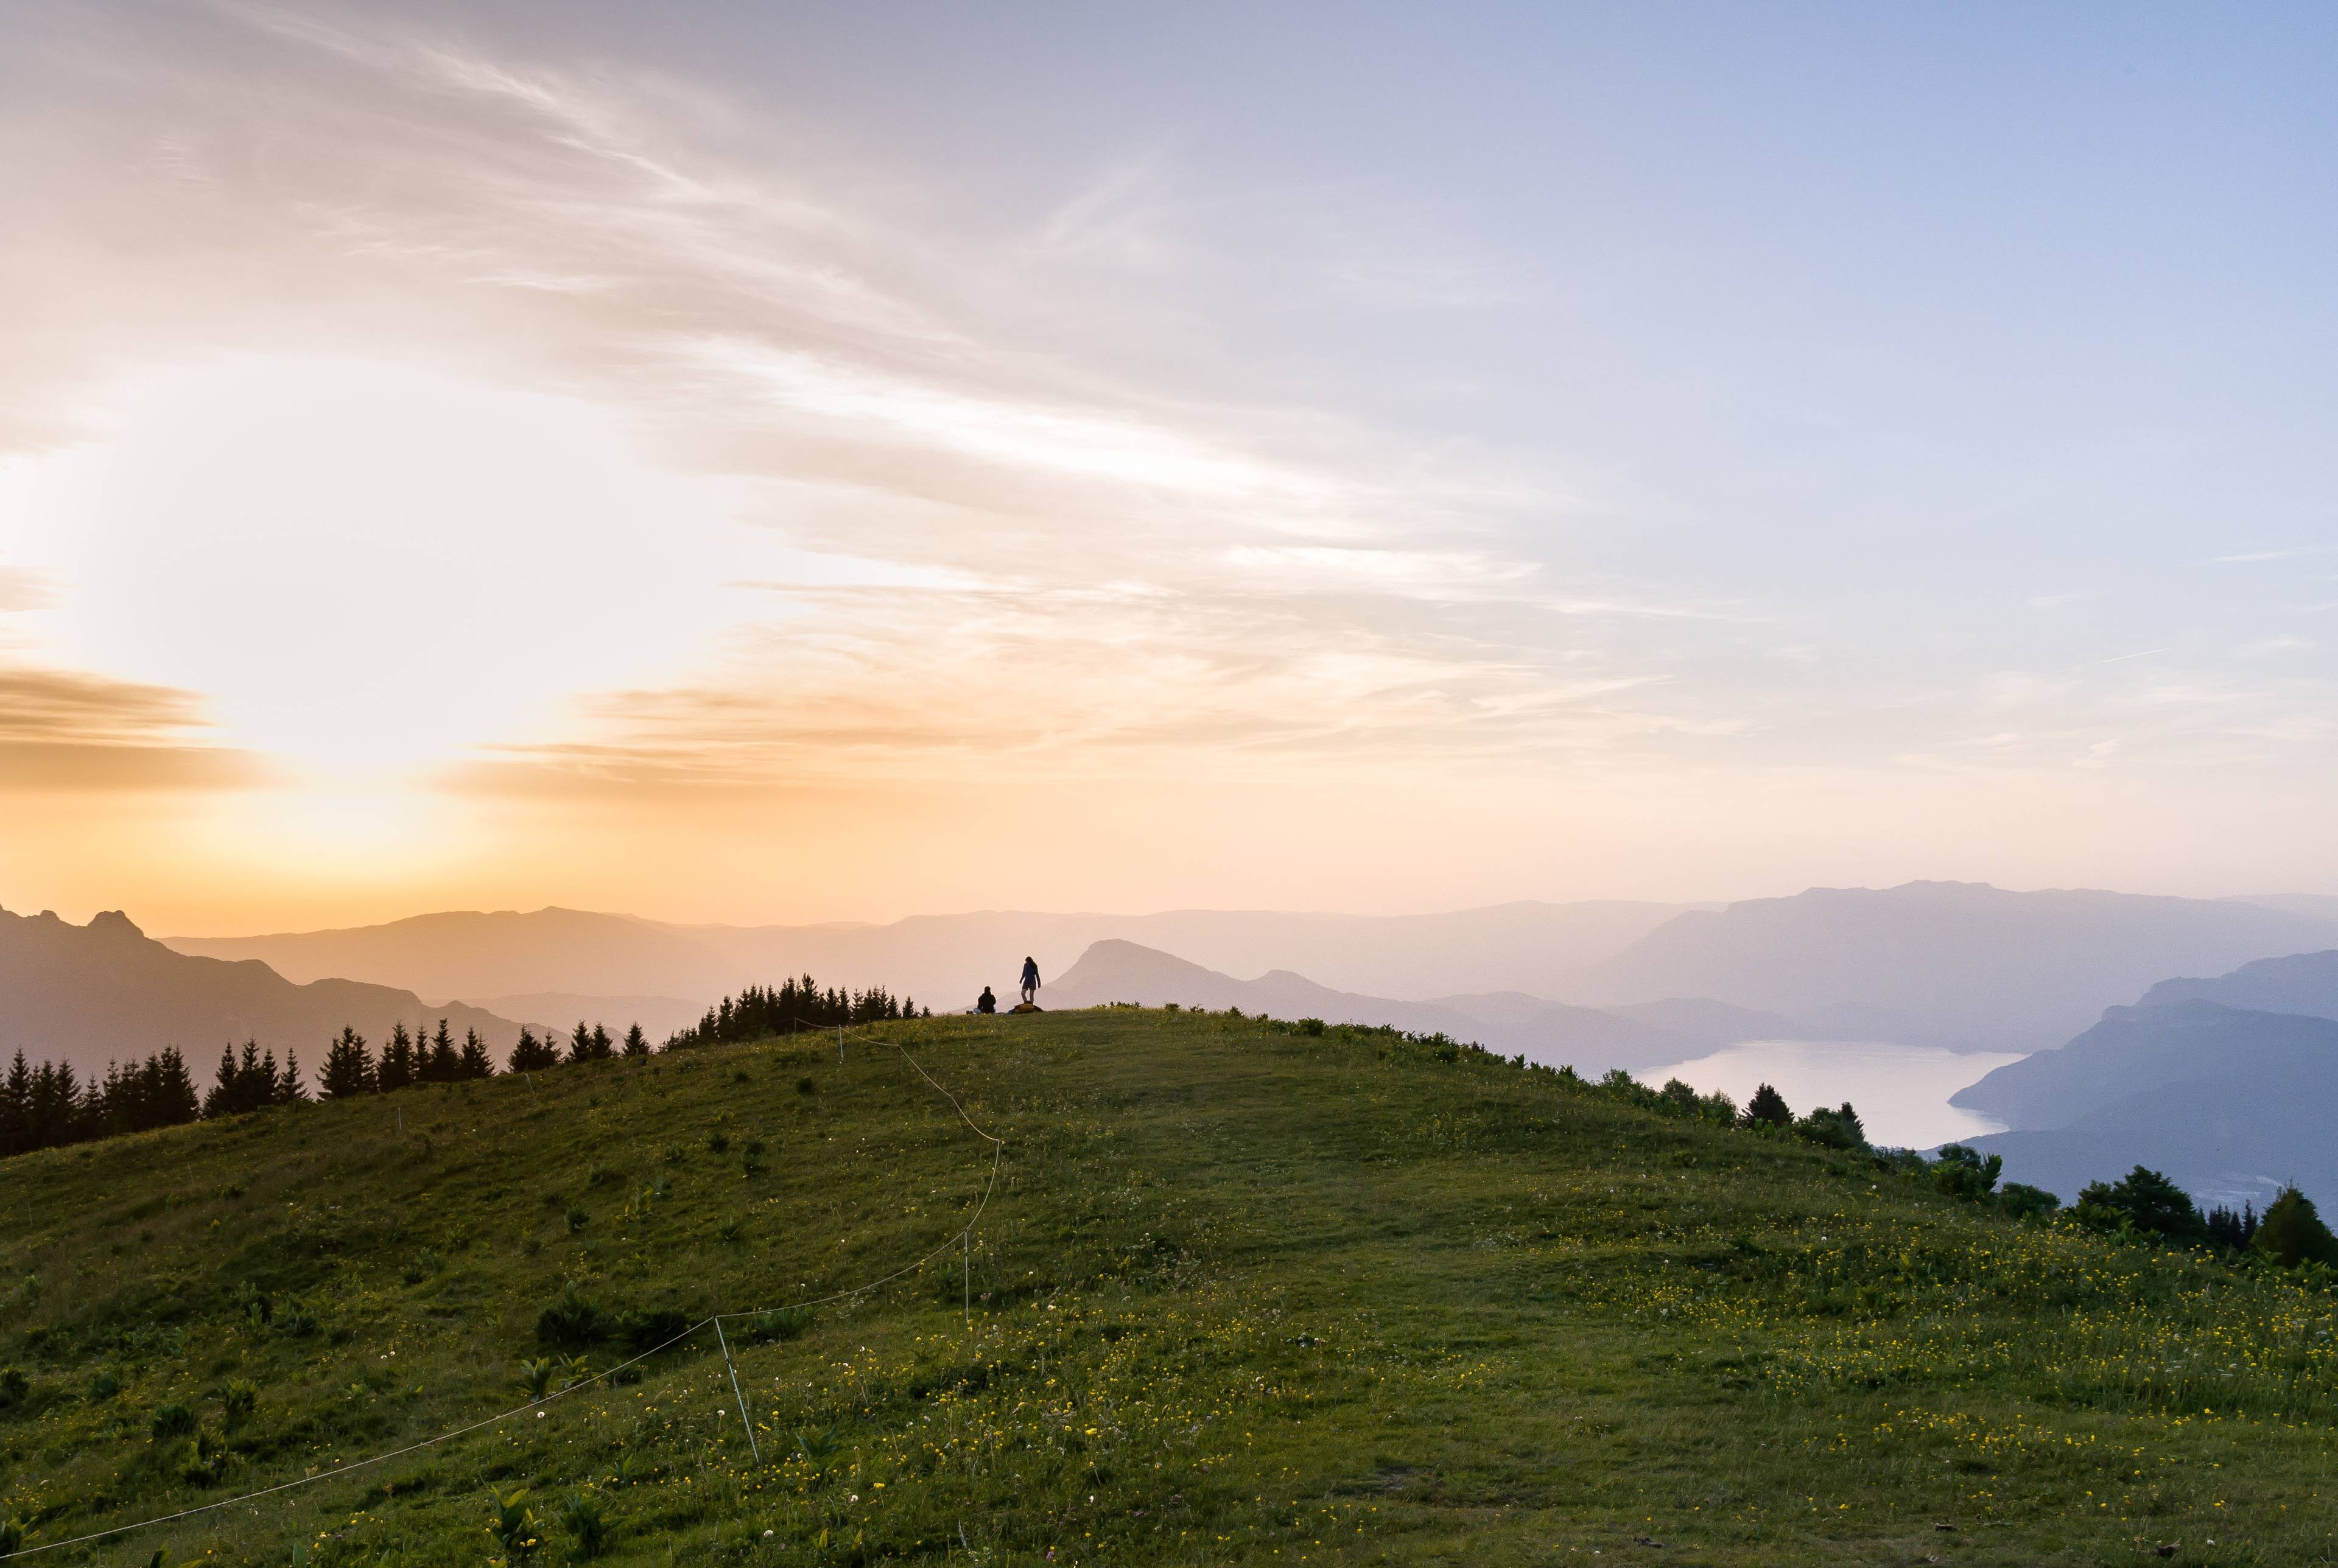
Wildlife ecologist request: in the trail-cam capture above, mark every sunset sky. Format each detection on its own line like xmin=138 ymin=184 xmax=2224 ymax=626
xmin=4 ymin=3 xmax=2336 ymax=933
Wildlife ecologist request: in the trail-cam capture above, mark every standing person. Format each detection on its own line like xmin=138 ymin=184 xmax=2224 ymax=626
xmin=1019 ymin=956 xmax=1041 ymax=1006
xmin=975 ymin=986 xmax=997 ymax=1015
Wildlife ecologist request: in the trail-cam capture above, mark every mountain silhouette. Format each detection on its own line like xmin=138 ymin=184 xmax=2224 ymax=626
xmin=1951 ymin=1001 xmax=2338 ymax=1204
xmin=2136 ymin=950 xmax=2338 ymax=1022
xmin=1048 ymin=939 xmax=1773 ymax=1074
xmin=0 ymin=905 xmax=527 ymax=1079
xmin=1589 ymin=881 xmax=2338 ymax=1051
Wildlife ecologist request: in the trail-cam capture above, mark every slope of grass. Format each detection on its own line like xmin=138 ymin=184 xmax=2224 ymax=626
xmin=3 ymin=1009 xmax=2337 ymax=1566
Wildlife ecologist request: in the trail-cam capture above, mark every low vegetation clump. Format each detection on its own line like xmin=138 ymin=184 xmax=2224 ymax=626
xmin=5 ymin=1009 xmax=2338 ymax=1563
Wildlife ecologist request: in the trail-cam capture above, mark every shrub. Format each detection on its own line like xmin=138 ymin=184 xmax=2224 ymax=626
xmin=518 ymin=1358 xmax=556 ymax=1400
xmin=151 ymin=1401 xmax=196 ymax=1439
xmin=740 ymin=1137 xmax=767 ymax=1175
xmin=221 ymin=1379 xmax=257 ymax=1429
xmin=588 ymin=1164 xmax=618 ymax=1187
xmin=739 ymin=1306 xmax=814 ymax=1344
xmin=623 ymin=1308 xmax=693 ymax=1353
xmin=401 ymin=1248 xmax=441 ymax=1284
xmin=566 ymin=1206 xmax=589 ymax=1233
xmin=87 ymin=1367 xmax=120 ymax=1401
xmin=1998 ymin=1182 xmax=2060 ymax=1220
xmin=1659 ymin=1079 xmax=1699 ymax=1116
xmin=535 ymin=1282 xmax=607 ymax=1349
xmin=2076 ymin=1166 xmax=2203 ymax=1242
xmin=795 ymin=1077 xmax=815 ymax=1096
xmin=487 ymin=1485 xmax=542 ymax=1559
xmin=0 ymin=1368 xmax=27 ymax=1410
xmin=1296 ymin=1018 xmax=1325 ymax=1037
xmin=1932 ymin=1144 xmax=2002 ymax=1202
xmin=1697 ymin=1090 xmax=1738 ymax=1124
xmin=182 ymin=1423 xmax=228 ymax=1484
xmin=705 ymin=1131 xmax=729 ymax=1155
xmin=558 ymin=1491 xmax=610 ymax=1559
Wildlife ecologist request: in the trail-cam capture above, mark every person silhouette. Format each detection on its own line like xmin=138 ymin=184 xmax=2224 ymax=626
xmin=975 ymin=985 xmax=996 ymax=1015
xmin=1019 ymin=956 xmax=1041 ymax=1006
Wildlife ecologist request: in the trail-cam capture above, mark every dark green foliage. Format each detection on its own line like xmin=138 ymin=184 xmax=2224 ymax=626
xmin=507 ymin=1027 xmax=560 ymax=1073
xmin=1998 ymin=1181 xmax=2060 ymax=1219
xmin=2253 ymin=1188 xmax=2338 ymax=1269
xmin=0 ymin=1367 xmax=26 ymax=1409
xmin=202 ymin=1041 xmax=294 ymax=1118
xmin=740 ymin=1136 xmax=767 ymax=1175
xmin=705 ymin=1130 xmax=728 ymax=1155
xmin=376 ymin=1024 xmax=417 ymax=1094
xmin=1932 ymin=1143 xmax=2003 ymax=1202
xmin=1297 ymin=1017 xmax=1326 ymax=1037
xmin=535 ymin=1282 xmax=608 ymax=1349
xmin=622 ymin=1308 xmax=692 ymax=1353
xmin=318 ymin=1028 xmax=374 ymax=1099
xmin=796 ymin=1076 xmax=815 ymax=1096
xmin=420 ymin=1020 xmax=460 ymax=1085
xmin=86 ymin=1367 xmax=119 ymax=1401
xmin=457 ymin=1027 xmax=496 ymax=1080
xmin=220 ymin=1378 xmax=256 ymax=1429
xmin=1792 ymin=1102 xmax=1866 ymax=1151
xmin=2206 ymin=1201 xmax=2261 ymax=1252
xmin=666 ymin=976 xmax=909 ymax=1048
xmin=2075 ymin=1165 xmax=2205 ymax=1242
xmin=486 ymin=1485 xmax=542 ymax=1559
xmin=1741 ymin=1082 xmax=1792 ymax=1128
xmin=566 ymin=1205 xmax=589 ymax=1233
xmin=620 ymin=1023 xmax=650 ymax=1058
xmin=0 ymin=1048 xmax=200 ymax=1156
xmin=738 ymin=1306 xmax=814 ymax=1344
xmin=150 ymin=1401 xmax=195 ymax=1439
xmin=557 ymin=1491 xmax=609 ymax=1559
xmin=0 ymin=1517 xmax=20 ymax=1554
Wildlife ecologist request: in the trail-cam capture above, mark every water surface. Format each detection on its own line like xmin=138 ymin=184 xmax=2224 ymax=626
xmin=1634 ymin=1039 xmax=2026 ymax=1150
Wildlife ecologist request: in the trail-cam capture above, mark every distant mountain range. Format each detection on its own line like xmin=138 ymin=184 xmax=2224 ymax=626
xmin=164 ymin=884 xmax=2338 ymax=1055
xmin=2136 ymin=950 xmax=2338 ymax=1022
xmin=1954 ymin=1000 xmax=2338 ymax=1206
xmin=166 ymin=900 xmax=1705 ymax=1027
xmin=1587 ymin=882 xmax=2338 ymax=1051
xmin=1048 ymin=939 xmax=1809 ymax=1075
xmin=0 ymin=906 xmax=531 ymax=1079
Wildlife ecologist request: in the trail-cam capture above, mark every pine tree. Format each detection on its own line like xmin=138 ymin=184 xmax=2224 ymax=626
xmin=567 ymin=1022 xmax=592 ymax=1063
xmin=278 ymin=1049 xmax=310 ymax=1104
xmin=320 ymin=1029 xmax=375 ymax=1099
xmin=458 ymin=1028 xmax=496 ymax=1079
xmin=589 ymin=1023 xmax=612 ymax=1059
xmin=2253 ymin=1187 xmax=2338 ymax=1268
xmin=378 ymin=1023 xmax=417 ymax=1094
xmin=1741 ymin=1083 xmax=1792 ymax=1128
xmin=0 ymin=1051 xmax=29 ymax=1157
xmin=620 ymin=1023 xmax=649 ymax=1057
xmin=423 ymin=1020 xmax=458 ymax=1084
xmin=508 ymin=1027 xmax=560 ymax=1073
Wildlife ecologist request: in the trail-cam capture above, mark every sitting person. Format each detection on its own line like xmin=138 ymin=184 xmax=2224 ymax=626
xmin=975 ymin=985 xmax=997 ymax=1015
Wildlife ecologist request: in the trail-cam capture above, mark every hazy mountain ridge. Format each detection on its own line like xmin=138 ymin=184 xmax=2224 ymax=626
xmin=2136 ymin=950 xmax=2338 ymax=1021
xmin=0 ymin=905 xmax=528 ymax=1079
xmin=165 ymin=900 xmax=1707 ymax=1021
xmin=1049 ymin=939 xmax=1780 ymax=1075
xmin=1592 ymin=881 xmax=2338 ymax=1051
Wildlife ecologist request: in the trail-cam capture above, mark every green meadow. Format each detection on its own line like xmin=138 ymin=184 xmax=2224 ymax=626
xmin=3 ymin=1008 xmax=2336 ymax=1566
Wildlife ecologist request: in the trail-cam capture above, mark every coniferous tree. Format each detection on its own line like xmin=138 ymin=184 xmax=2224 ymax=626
xmin=621 ymin=1023 xmax=649 ymax=1058
xmin=2206 ymin=1201 xmax=2259 ymax=1252
xmin=2075 ymin=1166 xmax=2205 ymax=1242
xmin=320 ymin=1028 xmax=375 ymax=1099
xmin=1741 ymin=1083 xmax=1792 ymax=1128
xmin=203 ymin=1041 xmax=281 ymax=1118
xmin=458 ymin=1028 xmax=496 ymax=1079
xmin=2253 ymin=1188 xmax=2338 ymax=1268
xmin=589 ymin=1023 xmax=612 ymax=1059
xmin=0 ymin=1051 xmax=29 ymax=1157
xmin=567 ymin=1021 xmax=594 ymax=1063
xmin=278 ymin=1049 xmax=309 ymax=1104
xmin=377 ymin=1023 xmax=417 ymax=1093
xmin=507 ymin=1027 xmax=560 ymax=1073
xmin=423 ymin=1020 xmax=459 ymax=1084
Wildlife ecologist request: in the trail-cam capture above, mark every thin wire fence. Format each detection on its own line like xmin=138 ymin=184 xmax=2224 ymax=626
xmin=0 ymin=1021 xmax=1004 ymax=1563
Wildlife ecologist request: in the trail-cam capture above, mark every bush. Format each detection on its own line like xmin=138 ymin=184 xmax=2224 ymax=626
xmin=488 ymin=1485 xmax=542 ymax=1559
xmin=1296 ymin=1018 xmax=1325 ymax=1037
xmin=795 ymin=1077 xmax=816 ymax=1096
xmin=0 ymin=1367 xmax=27 ymax=1410
xmin=1998 ymin=1182 xmax=2060 ymax=1220
xmin=739 ymin=1306 xmax=815 ymax=1344
xmin=558 ymin=1492 xmax=610 ymax=1559
xmin=706 ymin=1131 xmax=729 ymax=1155
xmin=221 ymin=1379 xmax=257 ymax=1429
xmin=1933 ymin=1144 xmax=2003 ymax=1202
xmin=87 ymin=1367 xmax=119 ymax=1401
xmin=536 ymin=1283 xmax=608 ymax=1349
xmin=518 ymin=1358 xmax=556 ymax=1400
xmin=1792 ymin=1104 xmax=1866 ymax=1152
xmin=151 ymin=1401 xmax=196 ymax=1439
xmin=740 ymin=1138 xmax=767 ymax=1175
xmin=566 ymin=1205 xmax=589 ymax=1233
xmin=623 ymin=1308 xmax=692 ymax=1353
xmin=2076 ymin=1166 xmax=2203 ymax=1242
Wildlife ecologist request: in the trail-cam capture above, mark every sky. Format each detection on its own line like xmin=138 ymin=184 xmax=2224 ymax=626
xmin=2 ymin=2 xmax=2336 ymax=933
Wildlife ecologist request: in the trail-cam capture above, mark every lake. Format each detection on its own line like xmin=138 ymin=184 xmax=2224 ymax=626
xmin=1634 ymin=1038 xmax=2027 ymax=1150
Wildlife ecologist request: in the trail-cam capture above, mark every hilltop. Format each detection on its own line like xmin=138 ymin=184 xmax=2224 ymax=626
xmin=3 ymin=1008 xmax=2336 ymax=1564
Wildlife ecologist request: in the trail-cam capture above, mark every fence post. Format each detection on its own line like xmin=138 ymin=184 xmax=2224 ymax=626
xmin=715 ymin=1319 xmax=760 ymax=1463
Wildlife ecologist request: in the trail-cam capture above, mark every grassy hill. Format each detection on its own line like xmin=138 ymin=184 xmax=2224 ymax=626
xmin=4 ymin=1009 xmax=2337 ymax=1566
